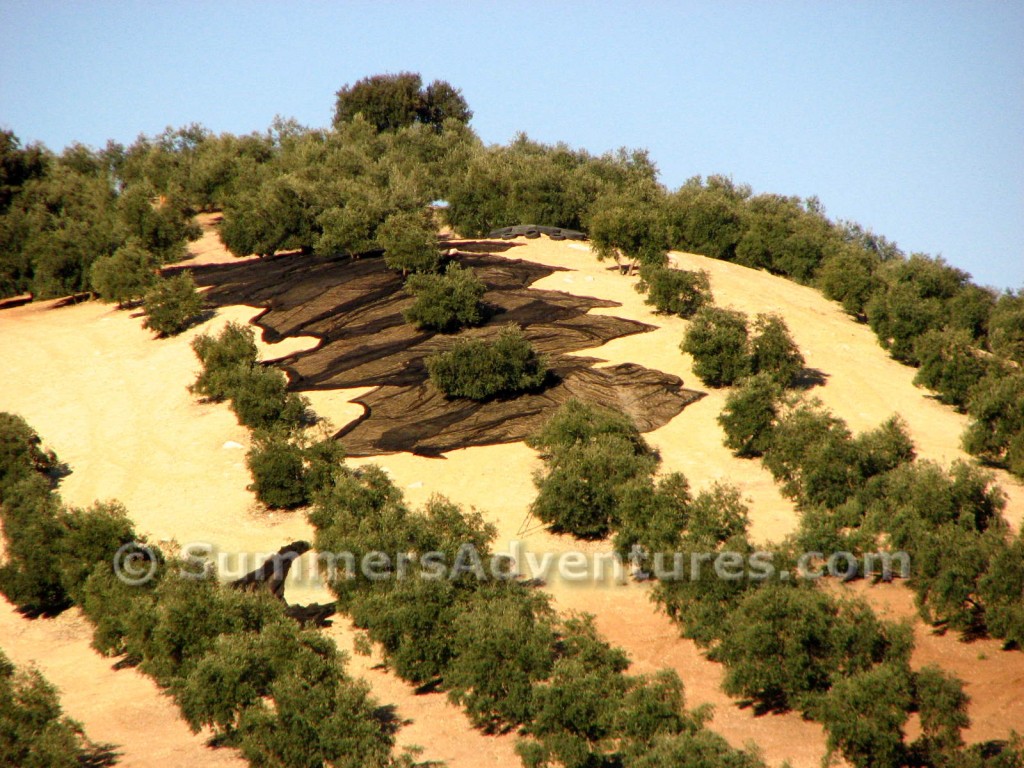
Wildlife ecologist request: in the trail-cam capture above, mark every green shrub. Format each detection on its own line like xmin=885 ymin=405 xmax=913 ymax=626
xmin=681 ymin=307 xmax=750 ymax=387
xmin=817 ymin=663 xmax=912 ymax=768
xmin=56 ymin=500 xmax=138 ymax=605
xmin=913 ymin=328 xmax=990 ymax=410
xmin=718 ymin=374 xmax=784 ymax=458
xmin=963 ymin=371 xmax=1024 ymax=477
xmin=377 ymin=209 xmax=440 ymax=274
xmin=403 ymin=261 xmax=486 ymax=331
xmin=635 ymin=265 xmax=712 ymax=317
xmin=143 ymin=271 xmax=204 ymax=336
xmin=444 ymin=584 xmax=558 ymax=732
xmin=749 ymin=313 xmax=804 ymax=386
xmin=189 ymin=321 xmax=311 ymax=431
xmin=190 ymin=321 xmax=260 ymax=401
xmin=426 ymin=324 xmax=547 ymax=399
xmin=588 ymin=186 xmax=669 ymax=273
xmin=817 ymin=247 xmax=878 ymax=316
xmin=246 ymin=433 xmax=308 ymax=509
xmin=89 ymin=239 xmax=158 ymax=307
xmin=527 ymin=398 xmax=653 ymax=458
xmin=989 ymin=290 xmax=1024 ymax=364
xmin=531 ymin=435 xmax=659 ymax=539
xmin=713 ymin=585 xmax=911 ymax=713
xmin=623 ymin=729 xmax=766 ymax=768
xmin=529 ymin=399 xmax=659 ymax=539
xmin=0 ymin=474 xmax=69 ymax=615
xmin=229 ymin=365 xmax=309 ymax=431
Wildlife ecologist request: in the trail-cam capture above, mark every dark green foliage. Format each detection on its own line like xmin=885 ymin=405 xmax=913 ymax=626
xmin=731 ymin=193 xmax=839 ymax=283
xmin=663 ymin=175 xmax=749 ymax=263
xmin=524 ymin=619 xmax=700 ymax=768
xmin=588 ymin=185 xmax=669 ymax=272
xmin=190 ymin=321 xmax=261 ymax=401
xmin=89 ymin=239 xmax=158 ymax=306
xmin=189 ymin=321 xmax=311 ymax=432
xmin=623 ymin=729 xmax=766 ymax=768
xmin=0 ymin=130 xmax=48 ymax=215
xmin=531 ymin=435 xmax=660 ymax=539
xmin=246 ymin=433 xmax=308 ymax=509
xmin=817 ymin=246 xmax=879 ymax=316
xmin=445 ymin=583 xmax=558 ymax=732
xmin=230 ymin=365 xmax=309 ymax=431
xmin=529 ymin=399 xmax=659 ymax=539
xmin=333 ymin=72 xmax=472 ymax=133
xmin=963 ymin=371 xmax=1024 ymax=478
xmin=402 ymin=261 xmax=486 ymax=331
xmin=220 ymin=172 xmax=319 ymax=257
xmin=116 ymin=179 xmax=200 ymax=261
xmin=0 ymin=413 xmax=59 ymax=495
xmin=865 ymin=254 xmax=974 ymax=364
xmin=349 ymin=575 xmax=464 ymax=685
xmin=913 ymin=329 xmax=991 ymax=410
xmin=236 ymin=664 xmax=396 ymax=768
xmin=0 ymin=649 xmax=115 ymax=768
xmin=339 ymin=71 xmax=419 ymax=132
xmin=718 ymin=374 xmax=784 ymax=457
xmin=749 ymin=313 xmax=804 ymax=386
xmin=80 ymin=560 xmax=161 ymax=657
xmin=681 ymin=307 xmax=751 ymax=387
xmin=613 ymin=472 xmax=691 ymax=560
xmin=635 ymin=265 xmax=712 ymax=317
xmin=426 ymin=324 xmax=548 ymax=399
xmin=989 ymin=290 xmax=1024 ymax=364
xmin=245 ymin=429 xmax=345 ymax=509
xmin=0 ymin=133 xmax=195 ymax=300
xmin=978 ymin=533 xmax=1024 ymax=648
xmin=142 ymin=271 xmax=204 ymax=336
xmin=817 ymin=663 xmax=912 ymax=768
xmin=914 ymin=664 xmax=971 ymax=758
xmin=0 ymin=429 xmax=70 ymax=615
xmin=377 ymin=209 xmax=440 ymax=274
xmin=527 ymin=398 xmax=653 ymax=458
xmin=443 ymin=135 xmax=656 ymax=236
xmin=763 ymin=400 xmax=915 ymax=510
xmin=712 ymin=585 xmax=911 ymax=713
xmin=762 ymin=398 xmax=854 ymax=507
xmin=646 ymin=487 xmax=758 ymax=648
xmin=55 ymin=500 xmax=138 ymax=605
xmin=174 ymin=622 xmax=344 ymax=739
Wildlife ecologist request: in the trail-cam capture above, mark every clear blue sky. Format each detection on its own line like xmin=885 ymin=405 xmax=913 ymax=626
xmin=2 ymin=1 xmax=1021 ymax=290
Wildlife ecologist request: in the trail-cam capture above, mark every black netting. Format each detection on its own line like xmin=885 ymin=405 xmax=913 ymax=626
xmin=189 ymin=243 xmax=702 ymax=456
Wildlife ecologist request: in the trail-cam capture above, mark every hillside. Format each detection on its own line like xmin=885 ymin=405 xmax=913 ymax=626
xmin=1 ymin=216 xmax=1022 ymax=767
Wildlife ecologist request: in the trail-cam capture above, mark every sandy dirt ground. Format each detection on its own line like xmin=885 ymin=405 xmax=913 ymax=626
xmin=1 ymin=221 xmax=1021 ymax=767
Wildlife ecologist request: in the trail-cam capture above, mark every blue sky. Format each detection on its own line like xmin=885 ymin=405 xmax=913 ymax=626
xmin=2 ymin=1 xmax=1021 ymax=290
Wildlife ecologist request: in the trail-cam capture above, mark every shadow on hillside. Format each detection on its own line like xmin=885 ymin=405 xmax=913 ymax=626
xmin=792 ymin=367 xmax=829 ymax=390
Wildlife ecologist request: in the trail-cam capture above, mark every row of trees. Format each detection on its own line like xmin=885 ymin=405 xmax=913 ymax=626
xmin=188 ymin=322 xmax=346 ymax=509
xmin=304 ymin=448 xmax=766 ymax=768
xmin=0 ymin=129 xmax=200 ymax=299
xmin=522 ymin=400 xmax=1008 ymax=768
xmin=683 ymin=308 xmax=806 ymax=388
xmin=185 ymin=329 xmax=768 ymax=768
xmin=0 ymin=412 xmax=411 ymax=767
xmin=716 ymin=381 xmax=1024 ymax=648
